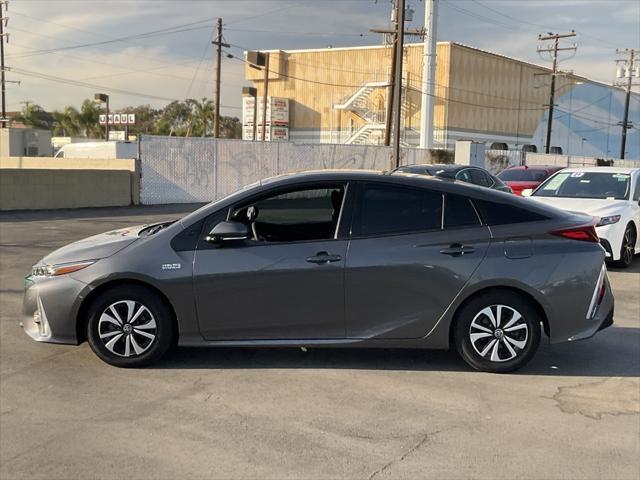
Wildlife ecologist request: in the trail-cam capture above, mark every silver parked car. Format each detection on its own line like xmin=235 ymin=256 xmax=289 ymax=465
xmin=22 ymin=170 xmax=614 ymax=372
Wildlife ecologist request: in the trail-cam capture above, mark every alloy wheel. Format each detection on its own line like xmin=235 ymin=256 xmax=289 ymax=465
xmin=622 ymin=227 xmax=635 ymax=265
xmin=98 ymin=300 xmax=157 ymax=358
xmin=469 ymin=305 xmax=528 ymax=363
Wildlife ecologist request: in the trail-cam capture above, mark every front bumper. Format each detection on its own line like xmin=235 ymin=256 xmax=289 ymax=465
xmin=596 ymin=222 xmax=625 ymax=261
xmin=22 ymin=274 xmax=88 ymax=345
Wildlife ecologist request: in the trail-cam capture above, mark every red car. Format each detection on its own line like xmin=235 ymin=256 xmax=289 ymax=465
xmin=497 ymin=165 xmax=565 ymax=196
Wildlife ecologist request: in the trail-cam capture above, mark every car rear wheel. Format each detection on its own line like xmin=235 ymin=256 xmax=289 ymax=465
xmin=614 ymin=224 xmax=636 ymax=268
xmin=454 ymin=291 xmax=541 ymax=373
xmin=87 ymin=285 xmax=175 ymax=367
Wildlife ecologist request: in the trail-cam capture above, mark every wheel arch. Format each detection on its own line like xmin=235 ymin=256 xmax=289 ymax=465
xmin=448 ymin=285 xmax=550 ymax=347
xmin=76 ymin=279 xmax=178 ymax=344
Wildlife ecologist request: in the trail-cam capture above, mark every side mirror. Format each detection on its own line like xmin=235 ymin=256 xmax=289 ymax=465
xmin=205 ymin=221 xmax=249 ymax=244
xmin=521 ymin=188 xmax=533 ymax=197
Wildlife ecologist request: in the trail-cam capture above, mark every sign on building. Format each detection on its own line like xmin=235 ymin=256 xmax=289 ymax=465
xmin=242 ymin=96 xmax=289 ymax=141
xmin=99 ymin=113 xmax=136 ymax=125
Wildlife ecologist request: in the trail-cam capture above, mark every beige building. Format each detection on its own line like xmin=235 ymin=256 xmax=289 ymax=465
xmin=243 ymin=42 xmax=605 ymax=152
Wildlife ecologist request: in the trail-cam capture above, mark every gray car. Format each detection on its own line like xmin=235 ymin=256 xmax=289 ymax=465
xmin=22 ymin=170 xmax=614 ymax=372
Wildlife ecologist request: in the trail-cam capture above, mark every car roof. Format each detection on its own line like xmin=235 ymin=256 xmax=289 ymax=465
xmin=503 ymin=165 xmax=563 ymax=171
xmin=558 ymin=166 xmax=639 ymax=174
xmin=398 ymin=163 xmax=475 ymax=172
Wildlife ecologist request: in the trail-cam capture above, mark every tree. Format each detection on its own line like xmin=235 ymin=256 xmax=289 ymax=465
xmin=52 ymin=106 xmax=81 ymax=136
xmin=219 ymin=116 xmax=242 ymax=139
xmin=10 ymin=102 xmax=50 ymax=129
xmin=185 ymin=98 xmax=214 ymax=137
xmin=155 ymin=100 xmax=191 ymax=136
xmin=77 ymin=99 xmax=102 ymax=138
xmin=118 ymin=104 xmax=160 ymax=135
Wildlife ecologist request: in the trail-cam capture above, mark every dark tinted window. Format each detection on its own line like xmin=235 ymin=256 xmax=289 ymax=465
xmin=455 ymin=169 xmax=473 ymax=183
xmin=444 ymin=194 xmax=481 ymax=228
xmin=469 ymin=169 xmax=493 ymax=187
xmin=474 ymin=200 xmax=549 ymax=225
xmin=356 ymin=184 xmax=442 ymax=236
xmin=498 ymin=168 xmax=550 ymax=182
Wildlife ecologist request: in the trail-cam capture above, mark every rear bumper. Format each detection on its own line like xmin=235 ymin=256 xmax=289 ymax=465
xmin=564 ymin=269 xmax=615 ymax=343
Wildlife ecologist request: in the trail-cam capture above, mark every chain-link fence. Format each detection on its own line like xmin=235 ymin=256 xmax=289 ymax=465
xmin=139 ymin=136 xmax=434 ymax=204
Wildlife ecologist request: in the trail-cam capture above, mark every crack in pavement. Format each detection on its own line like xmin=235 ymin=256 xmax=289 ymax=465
xmin=368 ymin=429 xmax=442 ymax=480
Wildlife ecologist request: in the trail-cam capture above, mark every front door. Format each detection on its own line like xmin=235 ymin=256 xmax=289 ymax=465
xmin=194 ymin=183 xmax=349 ymax=340
xmin=345 ymin=182 xmax=491 ymax=339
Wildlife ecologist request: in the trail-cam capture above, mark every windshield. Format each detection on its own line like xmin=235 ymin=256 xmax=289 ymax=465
xmin=498 ymin=169 xmax=549 ymax=182
xmin=533 ymin=171 xmax=631 ymax=200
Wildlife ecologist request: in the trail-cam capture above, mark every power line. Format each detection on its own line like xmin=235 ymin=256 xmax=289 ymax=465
xmin=3 ymin=66 xmax=242 ymax=109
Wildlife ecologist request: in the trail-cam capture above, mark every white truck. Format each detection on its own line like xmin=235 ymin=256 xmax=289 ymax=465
xmin=54 ymin=141 xmax=138 ymax=159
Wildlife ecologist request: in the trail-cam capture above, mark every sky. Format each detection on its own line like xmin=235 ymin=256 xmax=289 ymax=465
xmin=3 ymin=0 xmax=639 ymax=117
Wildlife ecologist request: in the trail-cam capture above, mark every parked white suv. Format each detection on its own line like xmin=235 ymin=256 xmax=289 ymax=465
xmin=524 ymin=167 xmax=640 ymax=267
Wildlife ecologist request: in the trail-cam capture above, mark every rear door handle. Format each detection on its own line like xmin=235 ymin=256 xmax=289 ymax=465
xmin=306 ymin=251 xmax=342 ymax=264
xmin=439 ymin=244 xmax=475 ymax=257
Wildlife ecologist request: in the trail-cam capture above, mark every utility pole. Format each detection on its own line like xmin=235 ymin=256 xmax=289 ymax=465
xmin=261 ymin=52 xmax=270 ymax=141
xmin=371 ymin=0 xmax=423 ymax=165
xmin=212 ymin=18 xmax=230 ymax=138
xmin=419 ymin=0 xmax=438 ymax=149
xmin=382 ymin=11 xmax=398 ymax=146
xmin=537 ymin=31 xmax=577 ymax=154
xmin=615 ymin=48 xmax=639 ymax=159
xmin=0 ymin=1 xmax=8 ymax=128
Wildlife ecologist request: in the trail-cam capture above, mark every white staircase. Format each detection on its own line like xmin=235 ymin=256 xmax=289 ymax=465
xmin=336 ymin=81 xmax=413 ymax=145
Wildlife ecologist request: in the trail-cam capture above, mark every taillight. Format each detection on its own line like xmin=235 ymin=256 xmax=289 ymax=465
xmin=551 ymin=223 xmax=599 ymax=243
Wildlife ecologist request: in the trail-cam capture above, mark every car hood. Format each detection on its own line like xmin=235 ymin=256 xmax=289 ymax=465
xmin=40 ymin=225 xmax=145 ymax=266
xmin=527 ymin=196 xmax=627 ymax=217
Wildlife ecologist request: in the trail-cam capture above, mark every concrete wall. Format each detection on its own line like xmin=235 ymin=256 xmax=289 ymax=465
xmin=525 ymin=153 xmax=640 ymax=168
xmin=0 ymin=156 xmax=140 ymax=210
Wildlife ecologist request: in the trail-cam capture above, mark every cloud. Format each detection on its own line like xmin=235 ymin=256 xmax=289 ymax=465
xmin=4 ymin=0 xmax=636 ymax=114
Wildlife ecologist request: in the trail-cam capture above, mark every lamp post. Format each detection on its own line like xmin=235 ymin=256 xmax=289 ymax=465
xmin=94 ymin=93 xmax=109 ymax=140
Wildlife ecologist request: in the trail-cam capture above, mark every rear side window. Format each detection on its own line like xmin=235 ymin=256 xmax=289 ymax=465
xmin=355 ymin=184 xmax=442 ymax=236
xmin=474 ymin=200 xmax=549 ymax=225
xmin=444 ymin=194 xmax=481 ymax=228
xmin=470 ymin=169 xmax=493 ymax=187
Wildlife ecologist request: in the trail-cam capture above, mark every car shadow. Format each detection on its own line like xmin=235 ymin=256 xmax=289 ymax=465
xmin=155 ymin=326 xmax=640 ymax=377
xmin=607 ymin=258 xmax=640 ymax=274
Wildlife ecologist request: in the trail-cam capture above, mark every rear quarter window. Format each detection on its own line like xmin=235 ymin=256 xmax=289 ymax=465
xmin=474 ymin=199 xmax=549 ymax=226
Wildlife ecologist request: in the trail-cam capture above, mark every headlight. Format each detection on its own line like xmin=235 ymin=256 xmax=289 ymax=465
xmin=31 ymin=260 xmax=96 ymax=278
xmin=596 ymin=215 xmax=621 ymax=227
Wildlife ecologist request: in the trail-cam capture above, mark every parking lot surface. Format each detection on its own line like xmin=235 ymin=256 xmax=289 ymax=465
xmin=1 ymin=206 xmax=639 ymax=480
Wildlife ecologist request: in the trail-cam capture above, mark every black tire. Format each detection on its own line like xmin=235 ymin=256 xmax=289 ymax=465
xmin=87 ymin=285 xmax=176 ymax=367
xmin=454 ymin=291 xmax=541 ymax=373
xmin=613 ymin=224 xmax=636 ymax=268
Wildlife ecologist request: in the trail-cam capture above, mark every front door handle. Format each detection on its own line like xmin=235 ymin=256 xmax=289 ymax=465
xmin=439 ymin=244 xmax=475 ymax=257
xmin=306 ymin=251 xmax=342 ymax=264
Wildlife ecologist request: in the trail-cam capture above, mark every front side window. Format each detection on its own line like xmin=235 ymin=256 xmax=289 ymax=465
xmin=534 ymin=171 xmax=631 ymax=200
xmin=232 ymin=186 xmax=345 ymax=242
xmin=354 ymin=184 xmax=442 ymax=236
xmin=632 ymin=176 xmax=640 ymax=201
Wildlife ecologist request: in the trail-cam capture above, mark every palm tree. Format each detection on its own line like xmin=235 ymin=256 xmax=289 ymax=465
xmin=186 ymin=98 xmax=214 ymax=137
xmin=77 ymin=99 xmax=102 ymax=138
xmin=10 ymin=102 xmax=50 ymax=129
xmin=52 ymin=106 xmax=81 ymax=136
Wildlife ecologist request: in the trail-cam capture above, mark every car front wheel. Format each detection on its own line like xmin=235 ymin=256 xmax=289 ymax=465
xmin=454 ymin=291 xmax=541 ymax=373
xmin=614 ymin=224 xmax=636 ymax=268
xmin=87 ymin=285 xmax=175 ymax=367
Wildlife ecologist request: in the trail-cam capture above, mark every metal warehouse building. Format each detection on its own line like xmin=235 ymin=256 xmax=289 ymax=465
xmin=244 ymin=41 xmax=639 ymax=158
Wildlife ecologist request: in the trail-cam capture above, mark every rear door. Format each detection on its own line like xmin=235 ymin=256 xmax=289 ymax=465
xmin=345 ymin=182 xmax=491 ymax=339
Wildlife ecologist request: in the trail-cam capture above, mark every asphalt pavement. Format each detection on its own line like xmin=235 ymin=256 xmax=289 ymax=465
xmin=1 ymin=205 xmax=638 ymax=480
